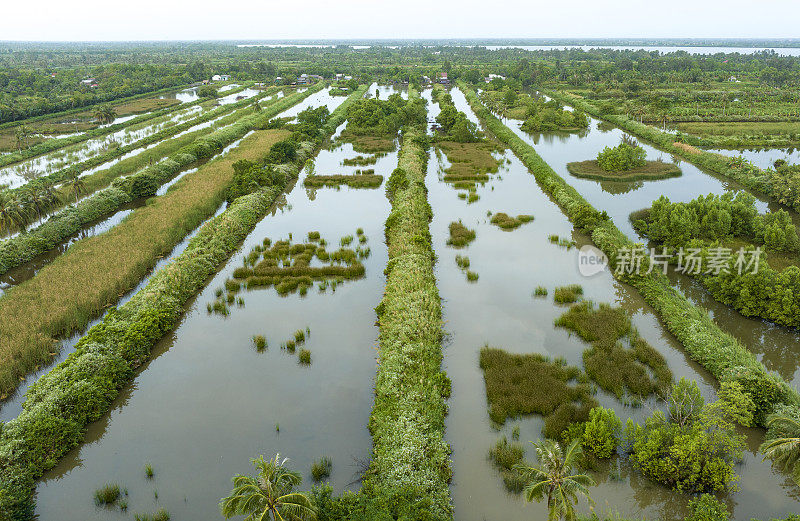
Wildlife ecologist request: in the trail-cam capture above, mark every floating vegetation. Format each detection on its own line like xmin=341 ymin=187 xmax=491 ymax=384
xmin=342 ymin=154 xmax=378 ymax=166
xmin=488 ymin=436 xmax=526 ymax=494
xmin=555 ymin=301 xmax=673 ymax=400
xmin=438 ymin=140 xmax=502 ymax=187
xmin=299 ymin=349 xmax=311 ymax=365
xmin=145 ymin=463 xmax=154 ymax=479
xmin=479 ymin=346 xmax=597 ymax=438
xmin=94 ymin=483 xmax=121 ymax=506
xmin=455 ymin=255 xmax=470 ymax=270
xmin=553 ymin=284 xmax=584 ymax=304
xmin=283 ymin=340 xmax=296 ymax=353
xmin=533 ymin=286 xmax=548 ymax=297
xmin=303 ymin=173 xmax=383 ymax=188
xmin=210 ymin=235 xmax=365 ymax=304
xmin=548 ymin=234 xmax=577 ymax=249
xmin=253 ymin=335 xmax=267 ymax=351
xmin=467 ymin=193 xmax=480 ymax=204
xmin=490 ymin=212 xmax=534 ymax=230
xmin=294 ymin=329 xmax=306 ymax=344
xmin=311 ymin=456 xmax=332 ymax=481
xmin=446 ymin=221 xmax=476 ymax=248
xmin=466 ymin=270 xmax=479 ymax=282
xmin=134 ymin=509 xmax=171 ymax=521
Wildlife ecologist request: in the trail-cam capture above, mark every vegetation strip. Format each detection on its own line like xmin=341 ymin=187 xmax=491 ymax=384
xmin=0 ymin=84 xmax=250 ymax=170
xmin=364 ymin=91 xmax=453 ymax=520
xmin=460 ymin=81 xmax=799 ymax=432
xmin=0 ymin=86 xmax=324 ymax=400
xmin=0 ymin=89 xmax=292 ymax=276
xmin=0 ymin=85 xmax=367 ymax=520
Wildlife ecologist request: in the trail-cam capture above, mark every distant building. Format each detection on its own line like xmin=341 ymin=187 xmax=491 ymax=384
xmin=437 ymin=72 xmax=449 ymax=85
xmin=297 ymin=74 xmax=324 ymax=85
xmin=80 ymin=78 xmax=97 ymax=87
xmin=211 ymin=74 xmax=231 ymax=82
xmin=485 ymin=73 xmax=506 ymax=83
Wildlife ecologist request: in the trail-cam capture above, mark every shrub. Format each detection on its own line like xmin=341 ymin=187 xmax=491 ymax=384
xmin=686 ymin=494 xmax=730 ymax=521
xmin=582 ymin=407 xmax=621 ymax=459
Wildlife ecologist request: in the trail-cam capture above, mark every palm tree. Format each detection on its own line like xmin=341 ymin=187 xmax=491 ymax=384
xmin=94 ymin=105 xmax=117 ymax=125
xmin=220 ymin=454 xmax=317 ymax=521
xmin=67 ymin=172 xmax=86 ymax=203
xmin=760 ymin=415 xmax=800 ymax=483
xmin=0 ymin=190 xmax=26 ymax=235
xmin=514 ymin=439 xmax=595 ymax=521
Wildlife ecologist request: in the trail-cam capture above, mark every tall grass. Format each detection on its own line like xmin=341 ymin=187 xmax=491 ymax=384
xmin=489 ymin=212 xmax=534 ymax=230
xmin=446 ymin=221 xmax=476 ymax=248
xmin=93 ymin=483 xmax=121 ymax=506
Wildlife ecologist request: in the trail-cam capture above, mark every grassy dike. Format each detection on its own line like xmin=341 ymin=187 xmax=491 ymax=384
xmin=0 ymin=83 xmax=250 ymax=169
xmin=0 ymin=88 xmax=292 ymax=275
xmin=459 ymin=81 xmax=799 ymax=428
xmin=0 ymin=85 xmax=325 ymax=400
xmin=541 ymin=88 xmax=800 ymax=213
xmin=362 ymin=89 xmax=453 ymax=520
xmin=0 ymin=85 xmax=368 ymax=521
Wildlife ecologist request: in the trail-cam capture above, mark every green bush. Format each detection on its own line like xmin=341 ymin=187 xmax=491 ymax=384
xmin=596 ymin=142 xmax=647 ymax=172
xmin=686 ymin=494 xmax=730 ymax=521
xmin=582 ymin=407 xmax=621 ymax=459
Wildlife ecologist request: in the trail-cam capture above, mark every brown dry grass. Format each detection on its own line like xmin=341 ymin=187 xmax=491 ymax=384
xmin=672 ymin=142 xmax=703 ymax=155
xmin=0 ymin=129 xmax=290 ymax=398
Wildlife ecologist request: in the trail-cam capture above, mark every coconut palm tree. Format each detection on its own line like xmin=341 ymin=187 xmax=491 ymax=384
xmin=94 ymin=105 xmax=117 ymax=125
xmin=220 ymin=454 xmax=316 ymax=521
xmin=760 ymin=415 xmax=800 ymax=483
xmin=66 ymin=172 xmax=86 ymax=203
xmin=0 ymin=190 xmax=26 ymax=234
xmin=514 ymin=439 xmax=595 ymax=521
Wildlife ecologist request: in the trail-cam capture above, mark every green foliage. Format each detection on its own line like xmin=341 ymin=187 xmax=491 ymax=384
xmin=434 ymin=92 xmax=481 ymax=143
xmin=197 ymin=85 xmax=218 ymax=98
xmin=596 ymin=142 xmax=647 ymax=172
xmin=520 ymin=97 xmax=589 ymax=133
xmin=686 ymin=494 xmax=730 ymax=521
xmin=582 ymin=407 xmax=621 ymax=459
xmin=553 ymin=284 xmax=583 ymax=304
xmin=488 ymin=436 xmax=526 ymax=493
xmin=94 ymin=483 xmax=121 ymax=506
xmin=298 ymin=349 xmax=311 ymax=365
xmin=489 ymin=212 xmax=534 ymax=230
xmin=625 ymin=379 xmax=745 ymax=493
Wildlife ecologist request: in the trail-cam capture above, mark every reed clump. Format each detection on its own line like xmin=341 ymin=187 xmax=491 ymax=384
xmin=490 ymin=212 xmax=534 ymax=230
xmin=253 ymin=335 xmax=267 ymax=351
xmin=534 ymin=286 xmax=548 ymax=297
xmin=553 ymin=284 xmax=583 ymax=304
xmin=94 ymin=483 xmax=121 ymax=506
xmin=446 ymin=221 xmax=476 ymax=248
xmin=311 ymin=457 xmax=332 ymax=481
xmin=303 ymin=173 xmax=383 ymax=188
xmin=299 ymin=349 xmax=312 ymax=365
xmin=488 ymin=436 xmax=526 ymax=494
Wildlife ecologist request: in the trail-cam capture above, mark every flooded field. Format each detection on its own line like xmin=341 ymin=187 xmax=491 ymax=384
xmin=23 ymin=89 xmax=404 ymax=520
xmin=423 ymin=89 xmax=800 ymax=521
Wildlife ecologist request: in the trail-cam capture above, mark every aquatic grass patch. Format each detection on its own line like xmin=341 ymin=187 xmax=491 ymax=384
xmin=253 ymin=335 xmax=267 ymax=351
xmin=298 ymin=349 xmax=311 ymax=365
xmin=488 ymin=435 xmax=526 ymax=494
xmin=466 ymin=270 xmax=479 ymax=282
xmin=567 ymin=159 xmax=681 ymax=182
xmin=311 ymin=457 xmax=332 ymax=481
xmin=303 ymin=173 xmax=383 ymax=189
xmin=438 ymin=140 xmax=502 ymax=185
xmin=455 ymin=255 xmax=470 ymax=270
xmin=553 ymin=284 xmax=584 ymax=304
xmin=145 ymin=463 xmax=154 ymax=479
xmin=342 ymin=154 xmax=379 ymax=166
xmin=534 ymin=286 xmax=548 ymax=297
xmin=216 ymin=234 xmax=366 ymax=303
xmin=94 ymin=483 xmax=121 ymax=506
xmin=446 ymin=221 xmax=476 ymax=248
xmin=555 ymin=301 xmax=673 ymax=399
xmin=479 ymin=346 xmax=597 ymax=438
xmin=489 ymin=212 xmax=534 ymax=230
xmin=134 ymin=509 xmax=170 ymax=521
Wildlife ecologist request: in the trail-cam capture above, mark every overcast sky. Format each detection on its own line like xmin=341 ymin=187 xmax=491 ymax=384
xmin=4 ymin=0 xmax=800 ymax=42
